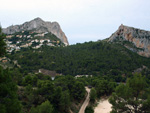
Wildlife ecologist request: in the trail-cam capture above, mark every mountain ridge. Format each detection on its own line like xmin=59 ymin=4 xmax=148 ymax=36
xmin=108 ymin=24 xmax=150 ymax=57
xmin=2 ymin=17 xmax=69 ymax=46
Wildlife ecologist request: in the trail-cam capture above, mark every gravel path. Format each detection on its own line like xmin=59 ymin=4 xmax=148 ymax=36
xmin=78 ymin=87 xmax=91 ymax=113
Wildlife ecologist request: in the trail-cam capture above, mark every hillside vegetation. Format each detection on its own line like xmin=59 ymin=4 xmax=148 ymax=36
xmin=1 ymin=25 xmax=150 ymax=113
xmin=8 ymin=41 xmax=150 ymax=82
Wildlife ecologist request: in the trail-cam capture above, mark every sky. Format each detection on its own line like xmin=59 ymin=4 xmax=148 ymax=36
xmin=1 ymin=0 xmax=150 ymax=45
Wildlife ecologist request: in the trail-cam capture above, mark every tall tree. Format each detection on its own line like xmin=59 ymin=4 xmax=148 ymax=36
xmin=90 ymin=88 xmax=97 ymax=103
xmin=37 ymin=80 xmax=55 ymax=102
xmin=85 ymin=106 xmax=94 ymax=113
xmin=72 ymin=81 xmax=86 ymax=100
xmin=0 ymin=27 xmax=6 ymax=56
xmin=109 ymin=74 xmax=150 ymax=113
xmin=53 ymin=86 xmax=67 ymax=112
xmin=0 ymin=67 xmax=22 ymax=113
xmin=62 ymin=90 xmax=70 ymax=112
xmin=30 ymin=100 xmax=53 ymax=113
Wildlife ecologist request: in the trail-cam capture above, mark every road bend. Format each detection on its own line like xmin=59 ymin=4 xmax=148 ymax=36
xmin=79 ymin=87 xmax=91 ymax=113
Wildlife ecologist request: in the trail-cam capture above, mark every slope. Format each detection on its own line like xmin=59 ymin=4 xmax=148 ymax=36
xmin=7 ymin=41 xmax=150 ymax=81
xmin=108 ymin=24 xmax=150 ymax=57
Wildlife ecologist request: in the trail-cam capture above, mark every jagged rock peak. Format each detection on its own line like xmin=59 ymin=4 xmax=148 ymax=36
xmin=33 ymin=17 xmax=43 ymax=21
xmin=108 ymin=24 xmax=150 ymax=57
xmin=3 ymin=18 xmax=69 ymax=46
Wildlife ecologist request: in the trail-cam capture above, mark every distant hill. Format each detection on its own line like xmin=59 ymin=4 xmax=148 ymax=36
xmin=2 ymin=17 xmax=69 ymax=46
xmin=8 ymin=41 xmax=150 ymax=81
xmin=108 ymin=24 xmax=150 ymax=57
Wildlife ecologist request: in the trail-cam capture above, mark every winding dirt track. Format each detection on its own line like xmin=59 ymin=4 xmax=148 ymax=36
xmin=78 ymin=87 xmax=91 ymax=113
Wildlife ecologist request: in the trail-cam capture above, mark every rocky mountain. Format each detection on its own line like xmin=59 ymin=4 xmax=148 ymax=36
xmin=2 ymin=17 xmax=69 ymax=46
xmin=108 ymin=24 xmax=150 ymax=57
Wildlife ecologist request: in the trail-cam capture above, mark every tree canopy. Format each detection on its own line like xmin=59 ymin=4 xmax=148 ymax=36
xmin=0 ymin=67 xmax=22 ymax=113
xmin=0 ymin=27 xmax=6 ymax=56
xmin=109 ymin=74 xmax=150 ymax=113
xmin=8 ymin=41 xmax=150 ymax=82
xmin=90 ymin=88 xmax=97 ymax=103
xmin=30 ymin=100 xmax=53 ymax=113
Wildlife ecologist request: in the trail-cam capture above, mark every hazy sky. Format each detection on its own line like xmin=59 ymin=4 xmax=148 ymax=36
xmin=1 ymin=0 xmax=150 ymax=44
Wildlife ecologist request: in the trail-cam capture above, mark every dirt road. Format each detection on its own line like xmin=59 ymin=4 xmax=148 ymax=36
xmin=78 ymin=87 xmax=91 ymax=113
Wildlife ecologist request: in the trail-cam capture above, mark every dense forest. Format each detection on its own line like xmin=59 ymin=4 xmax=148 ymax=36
xmin=8 ymin=41 xmax=150 ymax=82
xmin=2 ymin=67 xmax=118 ymax=113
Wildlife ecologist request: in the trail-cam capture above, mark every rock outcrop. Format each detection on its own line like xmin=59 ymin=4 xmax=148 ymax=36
xmin=108 ymin=24 xmax=150 ymax=57
xmin=3 ymin=18 xmax=69 ymax=46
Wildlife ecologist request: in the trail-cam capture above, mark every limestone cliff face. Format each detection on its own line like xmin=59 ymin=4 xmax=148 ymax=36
xmin=108 ymin=24 xmax=150 ymax=57
xmin=3 ymin=18 xmax=69 ymax=46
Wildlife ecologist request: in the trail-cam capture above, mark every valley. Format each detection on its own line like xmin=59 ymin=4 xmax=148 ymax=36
xmin=0 ymin=18 xmax=150 ymax=113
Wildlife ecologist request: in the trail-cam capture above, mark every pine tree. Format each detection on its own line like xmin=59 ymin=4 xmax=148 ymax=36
xmin=30 ymin=100 xmax=53 ymax=113
xmin=90 ymin=88 xmax=97 ymax=103
xmin=0 ymin=67 xmax=22 ymax=113
xmin=0 ymin=27 xmax=6 ymax=56
xmin=109 ymin=74 xmax=150 ymax=113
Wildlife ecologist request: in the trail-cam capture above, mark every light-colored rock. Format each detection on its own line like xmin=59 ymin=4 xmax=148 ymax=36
xmin=108 ymin=24 xmax=150 ymax=57
xmin=2 ymin=17 xmax=69 ymax=46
